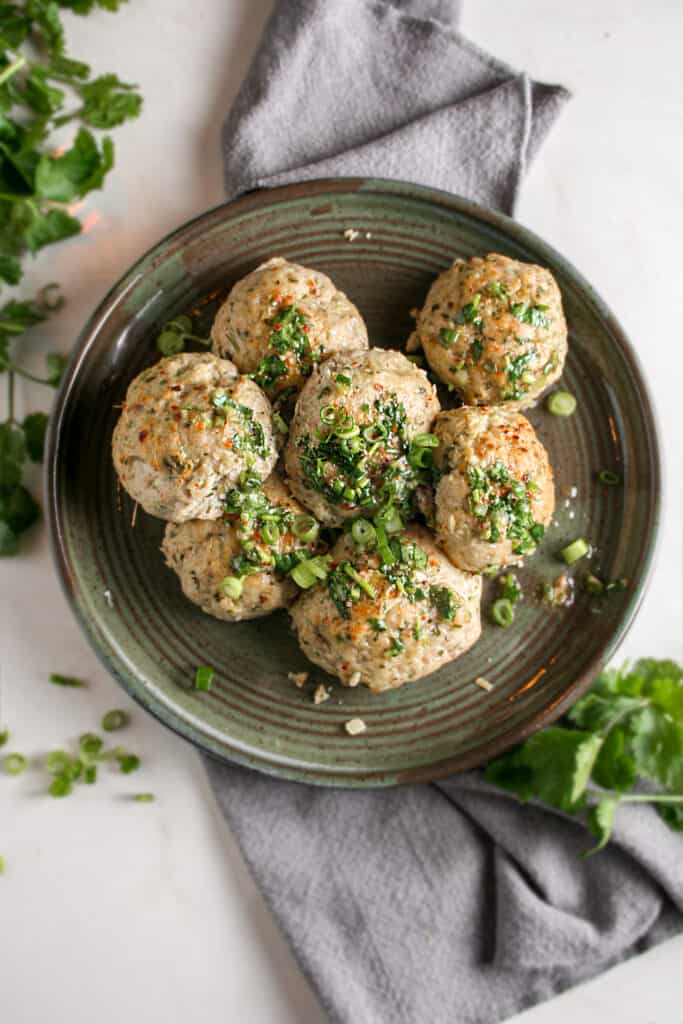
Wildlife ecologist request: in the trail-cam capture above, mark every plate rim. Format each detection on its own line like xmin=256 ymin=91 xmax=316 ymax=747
xmin=45 ymin=176 xmax=662 ymax=787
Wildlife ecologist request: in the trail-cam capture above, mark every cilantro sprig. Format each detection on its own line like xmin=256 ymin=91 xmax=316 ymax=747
xmin=0 ymin=0 xmax=142 ymax=555
xmin=485 ymin=659 xmax=683 ymax=853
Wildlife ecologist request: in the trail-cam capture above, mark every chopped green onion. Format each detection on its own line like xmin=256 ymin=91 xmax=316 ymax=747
xmin=320 ymin=405 xmax=337 ymax=425
xmin=0 ymin=729 xmax=8 ymax=747
xmin=156 ymin=329 xmax=185 ymax=357
xmin=560 ymin=537 xmax=590 ymax=565
xmin=598 ymin=469 xmax=621 ymax=486
xmin=351 ymin=518 xmax=376 ymax=547
xmin=491 ymin=598 xmax=514 ymax=627
xmin=335 ymin=373 xmax=351 ymax=386
xmin=377 ymin=507 xmax=403 ymax=534
xmin=49 ymin=776 xmax=73 ymax=798
xmin=0 ymin=854 xmax=4 ymax=875
xmin=335 ymin=418 xmax=359 ymax=439
xmin=291 ymin=556 xmax=329 ymax=589
xmin=79 ymin=733 xmax=103 ymax=757
xmin=292 ymin=514 xmax=319 ymax=542
xmin=583 ymin=574 xmax=605 ymax=595
xmin=45 ymin=751 xmax=73 ymax=776
xmin=194 ymin=665 xmax=215 ymax=691
xmin=260 ymin=521 xmax=280 ymax=545
xmin=133 ymin=792 xmax=155 ymax=802
xmin=221 ymin=576 xmax=244 ymax=600
xmin=49 ymin=673 xmax=85 ymax=688
xmin=375 ymin=521 xmax=395 ymax=565
xmin=362 ymin=423 xmax=386 ymax=443
xmin=84 ymin=765 xmax=97 ymax=784
xmin=3 ymin=753 xmax=27 ymax=775
xmin=273 ymin=412 xmax=289 ymax=434
xmin=605 ymin=578 xmax=628 ymax=593
xmin=102 ymin=709 xmax=130 ymax=732
xmin=498 ymin=573 xmax=522 ymax=604
xmin=343 ymin=563 xmax=375 ymax=598
xmin=546 ymin=391 xmax=576 ymax=417
xmin=412 ymin=432 xmax=439 ymax=448
xmin=118 ymin=754 xmax=140 ymax=774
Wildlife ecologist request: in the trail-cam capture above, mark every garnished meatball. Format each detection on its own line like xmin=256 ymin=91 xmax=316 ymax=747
xmin=410 ymin=253 xmax=568 ymax=408
xmin=433 ymin=406 xmax=555 ymax=573
xmin=211 ymin=257 xmax=368 ymax=406
xmin=161 ymin=473 xmax=321 ymax=621
xmin=112 ymin=352 xmax=277 ymax=521
xmin=285 ymin=348 xmax=440 ymax=526
xmin=291 ymin=525 xmax=481 ymax=691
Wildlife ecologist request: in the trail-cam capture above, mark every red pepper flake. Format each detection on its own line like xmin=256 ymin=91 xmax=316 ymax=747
xmin=138 ymin=430 xmax=148 ymax=442
xmin=170 ymin=385 xmax=182 ymax=392
xmin=273 ymin=323 xmax=282 ymax=331
xmin=302 ymin=324 xmax=309 ymax=333
xmin=284 ymin=293 xmax=293 ymax=303
xmin=196 ymin=421 xmax=204 ymax=431
xmin=374 ymin=383 xmax=384 ymax=391
xmin=223 ymin=440 xmax=233 ymax=448
xmin=170 ymin=404 xmax=179 ymax=411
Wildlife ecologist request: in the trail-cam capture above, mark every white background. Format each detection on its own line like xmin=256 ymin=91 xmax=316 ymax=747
xmin=2 ymin=2 xmax=682 ymax=1022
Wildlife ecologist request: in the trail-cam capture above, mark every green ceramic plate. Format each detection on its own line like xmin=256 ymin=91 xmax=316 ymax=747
xmin=46 ymin=179 xmax=661 ymax=786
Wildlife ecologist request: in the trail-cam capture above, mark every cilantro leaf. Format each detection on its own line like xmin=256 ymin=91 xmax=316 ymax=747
xmin=0 ymin=252 xmax=21 ymax=283
xmin=0 ymin=420 xmax=26 ymax=490
xmin=35 ymin=126 xmax=113 ymax=201
xmin=486 ymin=658 xmax=683 ymax=853
xmin=591 ymin=727 xmax=637 ymax=792
xmin=78 ymin=73 xmax=142 ymax=128
xmin=657 ymin=803 xmax=683 ymax=831
xmin=516 ymin=728 xmax=603 ymax=812
xmin=23 ymin=411 xmax=48 ymax=461
xmin=586 ymin=797 xmax=618 ymax=855
xmin=628 ymin=707 xmax=683 ymax=792
xmin=24 ymin=207 xmax=81 ymax=251
xmin=45 ymin=351 xmax=66 ymax=385
xmin=0 ymin=482 xmax=39 ymax=533
xmin=0 ymin=518 xmax=18 ymax=555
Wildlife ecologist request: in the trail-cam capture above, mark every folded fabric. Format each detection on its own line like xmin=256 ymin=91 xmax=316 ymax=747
xmin=205 ymin=3 xmax=683 ymax=1022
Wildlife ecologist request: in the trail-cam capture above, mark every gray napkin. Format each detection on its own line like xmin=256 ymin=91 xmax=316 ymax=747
xmin=206 ymin=3 xmax=683 ymax=1022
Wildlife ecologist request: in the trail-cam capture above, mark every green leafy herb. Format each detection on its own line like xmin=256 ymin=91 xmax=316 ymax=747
xmin=0 ymin=1 xmax=143 ymax=554
xmin=466 ymin=461 xmax=545 ymax=554
xmin=485 ymin=659 xmax=683 ymax=853
xmin=510 ymin=302 xmax=549 ymax=327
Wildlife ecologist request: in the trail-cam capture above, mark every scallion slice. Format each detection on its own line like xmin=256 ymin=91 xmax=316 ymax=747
xmin=560 ymin=537 xmax=590 ymax=565
xmin=491 ymin=598 xmax=514 ymax=628
xmin=194 ymin=665 xmax=215 ymax=691
xmin=546 ymin=391 xmax=576 ymax=417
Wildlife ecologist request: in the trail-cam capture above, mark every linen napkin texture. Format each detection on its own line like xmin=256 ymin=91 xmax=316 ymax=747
xmin=206 ymin=3 xmax=683 ymax=1023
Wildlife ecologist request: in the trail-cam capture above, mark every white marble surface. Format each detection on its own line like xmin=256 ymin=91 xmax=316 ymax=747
xmin=2 ymin=2 xmax=681 ymax=1021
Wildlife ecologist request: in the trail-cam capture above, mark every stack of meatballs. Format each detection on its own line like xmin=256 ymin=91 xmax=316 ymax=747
xmin=112 ymin=253 xmax=567 ymax=694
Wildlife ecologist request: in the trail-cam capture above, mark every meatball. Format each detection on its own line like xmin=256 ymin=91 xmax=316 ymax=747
xmin=410 ymin=253 xmax=567 ymax=408
xmin=285 ymin=348 xmax=440 ymax=526
xmin=211 ymin=257 xmax=368 ymax=405
xmin=433 ymin=406 xmax=554 ymax=573
xmin=161 ymin=473 xmax=321 ymax=621
xmin=112 ymin=352 xmax=277 ymax=521
xmin=291 ymin=525 xmax=482 ymax=692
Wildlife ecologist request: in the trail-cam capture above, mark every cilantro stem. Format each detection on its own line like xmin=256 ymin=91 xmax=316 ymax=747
xmin=0 ymin=54 xmax=26 ymax=87
xmin=8 ymin=363 xmax=52 ymax=387
xmin=7 ymin=368 xmax=14 ymax=423
xmin=614 ymin=793 xmax=683 ymax=805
